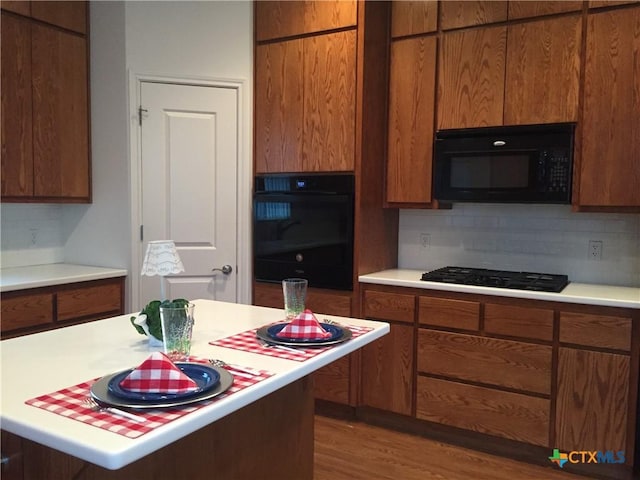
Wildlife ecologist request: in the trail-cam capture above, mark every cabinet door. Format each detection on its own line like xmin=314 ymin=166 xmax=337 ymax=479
xmin=303 ymin=30 xmax=356 ymax=172
xmin=508 ymin=1 xmax=583 ymax=20
xmin=361 ymin=323 xmax=414 ymax=415
xmin=387 ymin=36 xmax=436 ymax=204
xmin=31 ymin=0 xmax=87 ymax=34
xmin=437 ymin=26 xmax=506 ymax=129
xmin=390 ymin=0 xmax=437 ymax=38
xmin=1 ymin=12 xmax=33 ymax=198
xmin=556 ymin=348 xmax=630 ymax=455
xmin=1 ymin=0 xmax=31 ymax=16
xmin=439 ymin=1 xmax=508 ymax=30
xmin=31 ymin=23 xmax=89 ymax=200
xmin=0 ymin=430 xmax=23 ymax=480
xmin=504 ymin=16 xmax=581 ymax=125
xmin=255 ymin=40 xmax=303 ymax=174
xmin=255 ymin=1 xmax=356 ymax=42
xmin=579 ymin=7 xmax=640 ymax=207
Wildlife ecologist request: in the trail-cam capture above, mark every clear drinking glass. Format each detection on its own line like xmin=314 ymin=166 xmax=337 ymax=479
xmin=282 ymin=278 xmax=308 ymax=320
xmin=159 ymin=303 xmax=195 ymax=361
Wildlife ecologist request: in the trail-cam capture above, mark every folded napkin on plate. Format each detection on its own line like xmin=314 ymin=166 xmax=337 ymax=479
xmin=276 ymin=309 xmax=332 ymax=340
xmin=118 ymin=351 xmax=199 ymax=394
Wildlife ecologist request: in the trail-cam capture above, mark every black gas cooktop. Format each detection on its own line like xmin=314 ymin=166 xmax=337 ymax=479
xmin=421 ymin=266 xmax=569 ymax=293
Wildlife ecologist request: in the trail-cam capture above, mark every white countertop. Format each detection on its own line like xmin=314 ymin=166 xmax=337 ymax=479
xmin=0 ymin=299 xmax=389 ymax=470
xmin=359 ymin=269 xmax=640 ymax=309
xmin=0 ymin=263 xmax=128 ymax=292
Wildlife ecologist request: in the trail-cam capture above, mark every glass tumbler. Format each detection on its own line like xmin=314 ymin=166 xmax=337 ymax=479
xmin=282 ymin=278 xmax=308 ymax=320
xmin=159 ymin=302 xmax=195 ymax=361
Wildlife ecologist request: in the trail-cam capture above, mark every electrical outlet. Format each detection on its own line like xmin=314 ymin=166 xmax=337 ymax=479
xmin=29 ymin=228 xmax=38 ymax=246
xmin=588 ymin=240 xmax=603 ymax=261
xmin=420 ymin=233 xmax=431 ymax=249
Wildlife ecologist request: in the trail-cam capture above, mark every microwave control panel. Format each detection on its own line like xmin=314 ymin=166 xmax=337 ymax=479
xmin=539 ymin=151 xmax=571 ymax=194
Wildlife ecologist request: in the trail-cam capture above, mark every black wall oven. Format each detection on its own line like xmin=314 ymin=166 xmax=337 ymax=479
xmin=253 ymin=173 xmax=355 ymax=290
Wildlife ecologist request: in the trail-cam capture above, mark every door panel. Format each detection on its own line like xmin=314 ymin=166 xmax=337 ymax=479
xmin=140 ymin=82 xmax=238 ymax=307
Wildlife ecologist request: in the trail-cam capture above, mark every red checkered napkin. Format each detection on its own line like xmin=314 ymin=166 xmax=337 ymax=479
xmin=118 ymin=352 xmax=199 ymax=394
xmin=276 ymin=309 xmax=331 ymax=340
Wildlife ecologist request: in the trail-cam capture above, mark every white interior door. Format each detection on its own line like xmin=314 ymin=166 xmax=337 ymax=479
xmin=139 ymin=81 xmax=238 ymax=307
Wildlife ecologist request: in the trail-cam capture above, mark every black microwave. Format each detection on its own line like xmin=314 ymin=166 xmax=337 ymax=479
xmin=433 ymin=123 xmax=575 ymax=204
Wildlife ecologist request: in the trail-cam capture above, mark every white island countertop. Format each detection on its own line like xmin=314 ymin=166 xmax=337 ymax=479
xmin=360 ymin=269 xmax=640 ymax=309
xmin=0 ymin=299 xmax=389 ymax=470
xmin=0 ymin=263 xmax=128 ymax=292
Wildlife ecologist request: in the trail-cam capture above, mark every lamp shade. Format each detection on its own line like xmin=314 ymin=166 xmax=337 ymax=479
xmin=141 ymin=240 xmax=185 ymax=276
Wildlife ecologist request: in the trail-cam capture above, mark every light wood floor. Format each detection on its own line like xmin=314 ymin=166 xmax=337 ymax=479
xmin=314 ymin=415 xmax=593 ymax=480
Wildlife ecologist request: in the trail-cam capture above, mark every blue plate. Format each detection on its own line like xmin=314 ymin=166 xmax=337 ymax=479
xmin=107 ymin=362 xmax=220 ymax=401
xmin=266 ymin=322 xmax=343 ymax=343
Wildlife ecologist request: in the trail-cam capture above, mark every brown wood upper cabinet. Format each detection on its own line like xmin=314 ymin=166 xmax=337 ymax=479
xmin=255 ymin=30 xmax=356 ymax=173
xmin=437 ymin=15 xmax=581 ymax=130
xmin=31 ymin=1 xmax=87 ymax=34
xmin=507 ymin=1 xmax=583 ymax=20
xmin=439 ymin=1 xmax=508 ymax=30
xmin=1 ymin=2 xmax=90 ymax=203
xmin=504 ymin=15 xmax=581 ymax=125
xmin=390 ymin=0 xmax=437 ymax=38
xmin=577 ymin=6 xmax=640 ymax=208
xmin=255 ymin=1 xmax=356 ymax=42
xmin=387 ymin=36 xmax=436 ymax=204
xmin=437 ymin=25 xmax=507 ymax=129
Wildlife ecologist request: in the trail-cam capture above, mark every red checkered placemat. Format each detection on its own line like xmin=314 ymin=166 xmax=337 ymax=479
xmin=209 ymin=324 xmax=374 ymax=362
xmin=25 ymin=360 xmax=273 ymax=439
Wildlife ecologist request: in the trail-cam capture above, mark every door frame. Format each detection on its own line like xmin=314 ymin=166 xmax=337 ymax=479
xmin=128 ymin=72 xmax=252 ymax=311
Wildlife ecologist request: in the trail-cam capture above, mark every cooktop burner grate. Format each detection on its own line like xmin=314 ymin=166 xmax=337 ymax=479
xmin=421 ymin=266 xmax=569 ymax=293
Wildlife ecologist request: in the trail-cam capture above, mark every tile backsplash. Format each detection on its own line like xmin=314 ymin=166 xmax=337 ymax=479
xmin=0 ymin=204 xmax=65 ymax=268
xmin=399 ymin=204 xmax=640 ymax=287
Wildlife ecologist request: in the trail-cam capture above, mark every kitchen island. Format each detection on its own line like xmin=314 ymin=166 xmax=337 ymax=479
xmin=0 ymin=299 xmax=389 ymax=479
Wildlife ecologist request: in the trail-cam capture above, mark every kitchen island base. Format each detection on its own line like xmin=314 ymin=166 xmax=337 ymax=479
xmin=8 ymin=377 xmax=313 ymax=480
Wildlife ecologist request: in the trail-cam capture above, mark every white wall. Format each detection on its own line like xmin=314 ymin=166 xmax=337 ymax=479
xmin=399 ymin=205 xmax=640 ymax=287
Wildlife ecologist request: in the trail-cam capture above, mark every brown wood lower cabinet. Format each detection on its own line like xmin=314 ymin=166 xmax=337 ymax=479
xmin=416 ymin=376 xmax=550 ymax=446
xmin=417 ymin=329 xmax=552 ymax=395
xmin=361 ymin=323 xmax=413 ymax=415
xmin=1 ymin=277 xmax=125 ymax=338
xmin=359 ymin=283 xmax=639 ymax=472
xmin=556 ymin=347 xmax=630 ymax=453
xmin=252 ymin=281 xmax=354 ymax=405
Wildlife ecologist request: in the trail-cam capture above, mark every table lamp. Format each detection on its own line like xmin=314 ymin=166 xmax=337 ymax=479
xmin=140 ymin=240 xmax=185 ymax=300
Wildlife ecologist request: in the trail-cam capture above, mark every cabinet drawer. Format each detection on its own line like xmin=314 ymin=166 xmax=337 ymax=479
xmin=484 ymin=303 xmax=554 ymax=341
xmin=0 ymin=293 xmax=54 ymax=332
xmin=416 ymin=376 xmax=550 ymax=446
xmin=363 ymin=290 xmax=415 ymax=323
xmin=253 ymin=282 xmax=352 ymax=316
xmin=418 ymin=296 xmax=480 ymax=331
xmin=417 ymin=329 xmax=552 ymax=394
xmin=559 ymin=311 xmax=631 ymax=351
xmin=57 ymin=283 xmax=122 ymax=322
